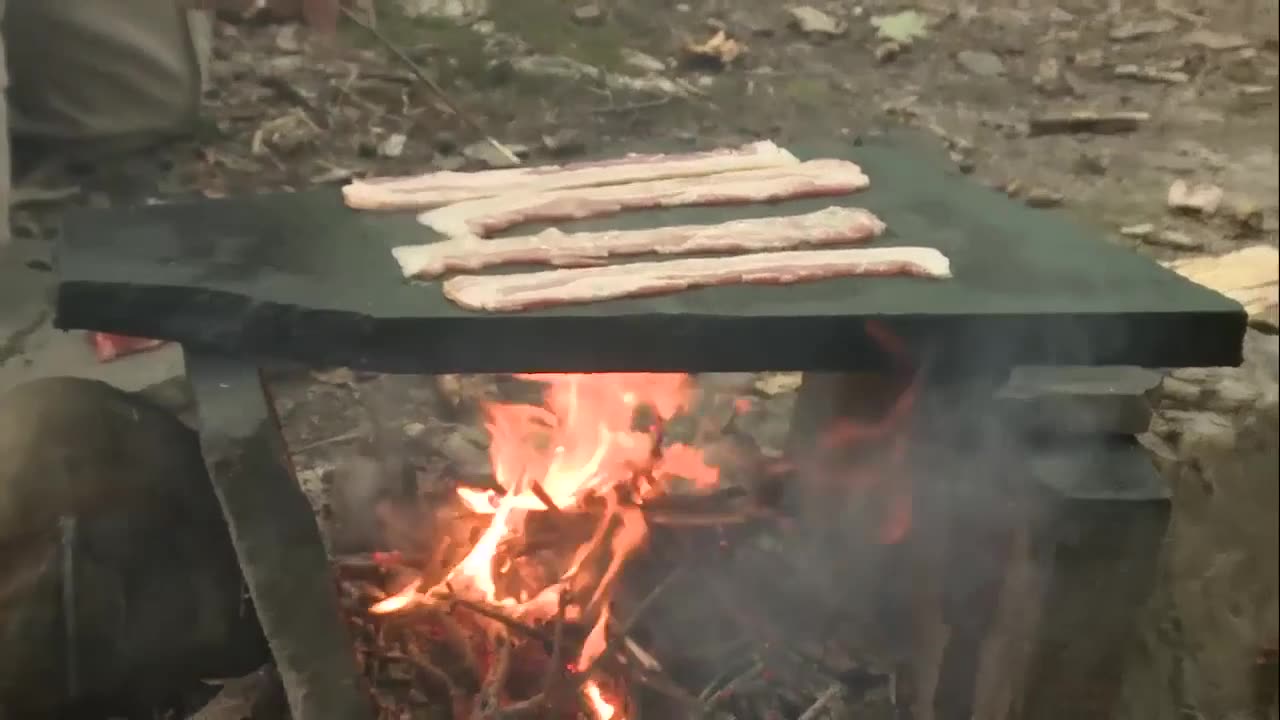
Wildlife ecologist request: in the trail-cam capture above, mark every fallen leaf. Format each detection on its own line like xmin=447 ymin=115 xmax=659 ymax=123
xmin=870 ymin=10 xmax=929 ymax=45
xmin=787 ymin=6 xmax=847 ymax=36
xmin=685 ymin=30 xmax=745 ymax=65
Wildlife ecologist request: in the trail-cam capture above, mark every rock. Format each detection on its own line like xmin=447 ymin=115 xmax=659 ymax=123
xmin=461 ymin=140 xmax=520 ymax=168
xmin=956 ymin=49 xmax=1006 ymax=76
xmin=870 ymin=10 xmax=929 ymax=45
xmin=1167 ymin=179 xmax=1224 ymax=215
xmin=377 ymin=133 xmax=407 ymax=159
xmin=1169 ymin=367 xmax=1215 ymax=384
xmin=1024 ymin=188 xmax=1064 ymax=208
xmin=432 ymin=153 xmax=466 ymax=171
xmin=1144 ymin=229 xmax=1203 ymax=250
xmin=787 ymin=6 xmax=847 ymax=36
xmin=396 ymin=0 xmax=488 ymax=21
xmin=998 ymin=366 xmax=1161 ymax=435
xmin=403 ymin=422 xmax=427 ymax=438
xmin=1185 ymin=29 xmax=1250 ymax=51
xmin=1114 ymin=64 xmax=1190 ymax=83
xmin=275 ymin=25 xmax=302 ymax=53
xmin=874 ymin=41 xmax=903 ymax=63
xmin=1204 ymin=375 xmax=1263 ymax=412
xmin=1073 ymin=150 xmax=1110 ymax=175
xmin=1159 ymin=375 xmax=1203 ymax=405
xmin=541 ymin=128 xmax=585 ymax=157
xmin=1034 ymin=57 xmax=1077 ymax=96
xmin=1223 ymin=197 xmax=1267 ymax=234
xmin=572 ymin=3 xmax=605 ymax=25
xmin=1120 ymin=222 xmax=1156 ymax=239
xmin=1109 ymin=18 xmax=1177 ymax=42
xmin=754 ymin=372 xmax=802 ymax=396
xmin=1048 ymin=8 xmax=1075 ymax=24
xmin=621 ymin=48 xmax=667 ymax=73
xmin=1072 ymin=48 xmax=1105 ymax=68
xmin=1166 ymin=410 xmax=1238 ymax=455
xmin=1027 ymin=110 xmax=1148 ymax=136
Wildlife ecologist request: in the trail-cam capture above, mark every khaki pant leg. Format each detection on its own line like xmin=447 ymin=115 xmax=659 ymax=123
xmin=4 ymin=0 xmax=211 ymax=143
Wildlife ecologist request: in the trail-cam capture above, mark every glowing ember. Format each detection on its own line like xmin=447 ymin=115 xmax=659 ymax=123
xmin=369 ymin=578 xmax=420 ymax=615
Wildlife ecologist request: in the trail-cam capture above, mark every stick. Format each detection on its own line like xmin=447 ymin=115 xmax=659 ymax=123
xmin=530 ymin=482 xmax=562 ymax=515
xmin=449 ymin=598 xmax=551 ymax=643
xmin=617 ymin=565 xmax=683 ymax=636
xmin=797 ymin=683 xmax=843 ymax=720
xmin=338 ymin=7 xmax=521 ymax=165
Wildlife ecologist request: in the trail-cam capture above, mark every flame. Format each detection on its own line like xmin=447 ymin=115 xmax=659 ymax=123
xmin=369 ymin=578 xmax=420 ymax=615
xmin=366 ymin=336 xmax=918 ymax=719
xmin=370 ymin=373 xmax=720 ymax=718
xmin=431 ymin=373 xmax=714 ymax=611
xmin=583 ymin=681 xmax=617 ymax=720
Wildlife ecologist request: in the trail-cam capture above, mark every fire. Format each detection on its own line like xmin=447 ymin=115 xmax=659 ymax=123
xmin=371 ymin=373 xmax=719 ymax=718
xmin=363 ymin=328 xmax=920 ymax=718
xmin=583 ymin=681 xmax=617 ymax=720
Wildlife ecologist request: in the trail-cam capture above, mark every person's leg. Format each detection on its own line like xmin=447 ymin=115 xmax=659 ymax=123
xmin=1 ymin=0 xmax=11 ymax=248
xmin=0 ymin=378 xmax=267 ymax=716
xmin=4 ymin=0 xmax=211 ymax=148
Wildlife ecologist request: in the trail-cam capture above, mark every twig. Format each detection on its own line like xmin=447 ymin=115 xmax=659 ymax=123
xmin=530 ymin=482 xmax=562 ymax=515
xmin=339 ymin=6 xmax=520 ymax=166
xmin=704 ymin=658 xmax=765 ymax=709
xmin=617 ymin=565 xmax=683 ymax=636
xmin=473 ymin=636 xmax=512 ymax=719
xmin=797 ymin=683 xmax=843 ymax=720
xmin=591 ymin=96 xmax=674 ymax=114
xmin=449 ymin=597 xmax=551 ymax=643
xmin=292 ymin=429 xmax=364 ymax=454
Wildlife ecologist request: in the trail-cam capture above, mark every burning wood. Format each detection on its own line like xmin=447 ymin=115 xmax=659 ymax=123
xmin=331 ymin=327 xmax=922 ymax=719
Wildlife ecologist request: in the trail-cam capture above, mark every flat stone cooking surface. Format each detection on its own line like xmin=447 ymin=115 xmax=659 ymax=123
xmin=54 ymin=134 xmax=1245 ymax=373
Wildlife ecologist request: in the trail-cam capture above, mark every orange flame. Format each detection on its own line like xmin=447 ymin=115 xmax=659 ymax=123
xmin=371 ymin=373 xmax=720 ymax=719
xmin=583 ymin=681 xmax=617 ymax=720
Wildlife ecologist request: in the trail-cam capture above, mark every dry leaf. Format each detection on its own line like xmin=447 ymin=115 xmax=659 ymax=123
xmin=685 ymin=30 xmax=744 ymax=65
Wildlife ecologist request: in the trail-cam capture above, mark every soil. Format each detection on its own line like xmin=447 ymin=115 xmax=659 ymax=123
xmin=5 ymin=0 xmax=1278 ymax=718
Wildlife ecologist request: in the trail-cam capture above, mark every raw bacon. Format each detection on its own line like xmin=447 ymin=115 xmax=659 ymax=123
xmin=441 ymin=246 xmax=952 ymax=312
xmin=392 ymin=207 xmax=886 ymax=279
xmin=343 ymin=141 xmax=799 ymax=210
xmin=419 ymin=159 xmax=870 ymax=238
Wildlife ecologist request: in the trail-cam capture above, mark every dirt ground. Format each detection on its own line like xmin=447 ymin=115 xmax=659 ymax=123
xmin=6 ymin=0 xmax=1278 ymax=718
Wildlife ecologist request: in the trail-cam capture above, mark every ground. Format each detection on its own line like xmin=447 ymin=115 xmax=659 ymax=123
xmin=1 ymin=0 xmax=1278 ymax=718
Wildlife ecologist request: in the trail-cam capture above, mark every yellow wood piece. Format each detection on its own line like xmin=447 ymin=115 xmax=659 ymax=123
xmin=1163 ymin=245 xmax=1279 ymax=329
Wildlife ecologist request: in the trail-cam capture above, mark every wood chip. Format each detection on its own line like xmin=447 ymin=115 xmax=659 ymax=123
xmin=1163 ymin=245 xmax=1280 ymax=328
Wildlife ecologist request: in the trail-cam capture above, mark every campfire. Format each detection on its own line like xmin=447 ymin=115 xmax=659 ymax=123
xmin=334 ymin=325 xmax=920 ymax=720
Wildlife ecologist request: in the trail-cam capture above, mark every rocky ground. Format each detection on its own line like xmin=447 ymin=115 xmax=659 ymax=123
xmin=2 ymin=0 xmax=1278 ymax=718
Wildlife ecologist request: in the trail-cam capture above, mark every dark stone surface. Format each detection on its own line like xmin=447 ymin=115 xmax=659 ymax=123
xmin=185 ymin=352 xmax=373 ymax=720
xmin=997 ymin=365 xmax=1164 ymax=435
xmin=56 ymin=136 xmax=1245 ymax=373
xmin=1022 ymin=438 xmax=1171 ymax=720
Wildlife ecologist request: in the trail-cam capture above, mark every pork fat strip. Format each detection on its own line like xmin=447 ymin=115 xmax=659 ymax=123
xmin=442 ymin=246 xmax=952 ymax=312
xmin=343 ymin=140 xmax=799 ymax=210
xmin=419 ymin=159 xmax=870 ymax=239
xmin=393 ymin=206 xmax=886 ymax=279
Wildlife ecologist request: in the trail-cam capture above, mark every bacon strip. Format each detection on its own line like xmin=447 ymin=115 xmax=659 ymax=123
xmin=441 ymin=246 xmax=952 ymax=313
xmin=418 ymin=159 xmax=870 ymax=238
xmin=343 ymin=141 xmax=799 ymax=210
xmin=392 ymin=207 xmax=886 ymax=279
